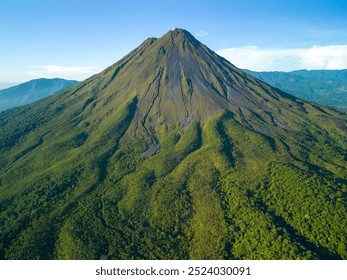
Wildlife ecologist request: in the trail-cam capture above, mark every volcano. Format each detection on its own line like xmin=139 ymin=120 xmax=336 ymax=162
xmin=0 ymin=29 xmax=346 ymax=260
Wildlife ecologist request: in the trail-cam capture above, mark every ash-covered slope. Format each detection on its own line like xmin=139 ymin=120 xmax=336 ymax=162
xmin=0 ymin=29 xmax=346 ymax=260
xmin=73 ymin=29 xmax=316 ymax=137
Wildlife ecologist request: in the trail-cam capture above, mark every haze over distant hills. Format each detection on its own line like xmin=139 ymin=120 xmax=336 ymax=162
xmin=0 ymin=78 xmax=78 ymax=112
xmin=0 ymin=29 xmax=346 ymax=260
xmin=244 ymin=69 xmax=347 ymax=110
xmin=0 ymin=83 xmax=18 ymax=90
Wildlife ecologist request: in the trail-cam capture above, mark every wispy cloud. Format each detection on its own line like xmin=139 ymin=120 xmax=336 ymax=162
xmin=26 ymin=65 xmax=102 ymax=80
xmin=195 ymin=29 xmax=208 ymax=37
xmin=216 ymin=45 xmax=347 ymax=71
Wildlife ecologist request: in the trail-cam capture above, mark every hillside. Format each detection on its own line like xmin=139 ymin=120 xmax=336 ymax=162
xmin=244 ymin=69 xmax=347 ymax=110
xmin=0 ymin=78 xmax=78 ymax=112
xmin=0 ymin=29 xmax=346 ymax=260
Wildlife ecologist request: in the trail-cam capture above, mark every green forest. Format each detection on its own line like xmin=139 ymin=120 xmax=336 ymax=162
xmin=0 ymin=102 xmax=346 ymax=259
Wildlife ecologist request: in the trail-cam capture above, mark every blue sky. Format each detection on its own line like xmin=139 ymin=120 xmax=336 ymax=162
xmin=1 ymin=0 xmax=347 ymax=83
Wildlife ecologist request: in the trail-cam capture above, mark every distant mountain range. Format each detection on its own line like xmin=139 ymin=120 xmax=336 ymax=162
xmin=244 ymin=69 xmax=347 ymax=110
xmin=0 ymin=78 xmax=79 ymax=112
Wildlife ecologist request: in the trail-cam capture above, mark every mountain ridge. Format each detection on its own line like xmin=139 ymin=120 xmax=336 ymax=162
xmin=0 ymin=78 xmax=79 ymax=112
xmin=244 ymin=69 xmax=347 ymax=110
xmin=0 ymin=29 xmax=346 ymax=260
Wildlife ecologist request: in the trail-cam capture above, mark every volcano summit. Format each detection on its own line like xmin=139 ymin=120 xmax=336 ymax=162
xmin=0 ymin=29 xmax=346 ymax=260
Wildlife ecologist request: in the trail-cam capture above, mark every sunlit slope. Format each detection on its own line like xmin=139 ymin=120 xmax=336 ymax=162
xmin=0 ymin=29 xmax=346 ymax=259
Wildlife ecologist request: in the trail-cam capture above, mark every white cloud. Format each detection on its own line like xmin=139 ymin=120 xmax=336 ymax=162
xmin=26 ymin=65 xmax=102 ymax=80
xmin=195 ymin=29 xmax=208 ymax=37
xmin=216 ymin=45 xmax=347 ymax=71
